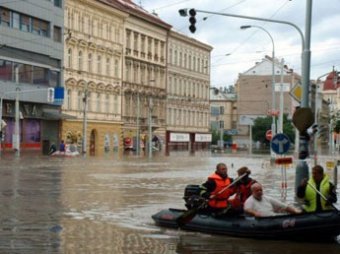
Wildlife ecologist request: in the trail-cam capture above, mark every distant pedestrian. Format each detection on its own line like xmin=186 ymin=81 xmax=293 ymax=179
xmin=59 ymin=140 xmax=65 ymax=153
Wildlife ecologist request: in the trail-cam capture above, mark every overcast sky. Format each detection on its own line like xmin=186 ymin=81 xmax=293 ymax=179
xmin=132 ymin=0 xmax=340 ymax=88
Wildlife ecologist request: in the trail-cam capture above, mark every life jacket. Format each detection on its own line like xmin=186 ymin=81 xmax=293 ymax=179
xmin=207 ymin=173 xmax=233 ymax=208
xmin=229 ymin=179 xmax=256 ymax=209
xmin=303 ymin=174 xmax=333 ymax=212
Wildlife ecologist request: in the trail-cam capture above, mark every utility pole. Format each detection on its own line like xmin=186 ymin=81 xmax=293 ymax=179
xmin=82 ymin=82 xmax=88 ymax=156
xmin=136 ymin=92 xmax=140 ymax=156
xmin=148 ymin=97 xmax=153 ymax=159
xmin=14 ymin=66 xmax=20 ymax=157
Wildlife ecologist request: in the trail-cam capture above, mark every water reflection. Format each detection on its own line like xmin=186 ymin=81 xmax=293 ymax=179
xmin=0 ymin=152 xmax=339 ymax=253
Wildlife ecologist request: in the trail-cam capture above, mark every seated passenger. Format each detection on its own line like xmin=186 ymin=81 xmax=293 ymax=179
xmin=228 ymin=166 xmax=257 ymax=213
xmin=244 ymin=183 xmax=301 ymax=217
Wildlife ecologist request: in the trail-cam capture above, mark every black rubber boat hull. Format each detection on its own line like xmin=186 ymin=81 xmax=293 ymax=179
xmin=152 ymin=208 xmax=340 ymax=241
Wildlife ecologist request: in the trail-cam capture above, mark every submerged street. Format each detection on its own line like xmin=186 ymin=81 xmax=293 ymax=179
xmin=0 ymin=151 xmax=339 ymax=253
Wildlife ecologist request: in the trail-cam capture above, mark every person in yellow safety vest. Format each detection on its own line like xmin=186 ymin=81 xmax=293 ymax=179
xmin=297 ymin=165 xmax=337 ymax=212
xmin=200 ymin=162 xmax=236 ymax=215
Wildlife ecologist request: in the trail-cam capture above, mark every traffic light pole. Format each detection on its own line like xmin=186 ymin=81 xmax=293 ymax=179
xmin=180 ymin=0 xmax=313 ymax=194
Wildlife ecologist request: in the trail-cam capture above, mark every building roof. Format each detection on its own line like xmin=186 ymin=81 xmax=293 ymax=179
xmin=323 ymin=71 xmax=340 ymax=90
xmin=99 ymin=0 xmax=172 ymax=30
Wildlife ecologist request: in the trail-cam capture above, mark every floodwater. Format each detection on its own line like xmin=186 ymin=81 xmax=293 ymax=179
xmin=0 ymin=150 xmax=339 ymax=254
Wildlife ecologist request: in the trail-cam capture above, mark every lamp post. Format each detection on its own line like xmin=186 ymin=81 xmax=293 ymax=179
xmin=148 ymin=96 xmax=153 ymax=159
xmin=240 ymin=25 xmax=276 ymax=160
xmin=136 ymin=92 xmax=140 ymax=156
xmin=82 ymin=82 xmax=88 ymax=156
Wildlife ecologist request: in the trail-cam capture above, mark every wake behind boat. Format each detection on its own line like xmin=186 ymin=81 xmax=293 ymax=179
xmin=152 ymin=208 xmax=340 ymax=241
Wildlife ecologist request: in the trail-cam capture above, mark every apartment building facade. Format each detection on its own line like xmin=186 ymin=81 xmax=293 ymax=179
xmin=116 ymin=0 xmax=171 ymax=152
xmin=62 ymin=0 xmax=126 ymax=155
xmin=234 ymin=56 xmax=299 ymax=147
xmin=166 ymin=31 xmax=212 ymax=153
xmin=0 ymin=0 xmax=64 ymax=152
xmin=210 ymin=87 xmax=237 ymax=146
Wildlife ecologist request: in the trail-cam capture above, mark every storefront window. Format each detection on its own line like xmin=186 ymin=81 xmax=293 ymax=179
xmin=24 ymin=119 xmax=40 ymax=144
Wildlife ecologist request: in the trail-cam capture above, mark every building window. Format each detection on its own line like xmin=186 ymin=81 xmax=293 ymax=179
xmin=18 ymin=63 xmax=32 ymax=84
xmin=67 ymin=89 xmax=72 ymax=109
xmin=78 ymin=91 xmax=83 ymax=111
xmin=67 ymin=48 xmax=72 ymax=68
xmin=33 ymin=66 xmax=48 ymax=85
xmin=96 ymin=93 xmax=100 ymax=112
xmin=12 ymin=12 xmax=20 ymax=29
xmin=0 ymin=60 xmax=12 ymax=81
xmin=0 ymin=8 xmax=10 ymax=27
xmin=87 ymin=92 xmax=91 ymax=111
xmin=32 ymin=18 xmax=49 ymax=37
xmin=54 ymin=0 xmax=62 ymax=8
xmin=88 ymin=53 xmax=92 ymax=72
xmin=114 ymin=59 xmax=119 ymax=77
xmin=20 ymin=14 xmax=30 ymax=32
xmin=78 ymin=51 xmax=83 ymax=71
xmin=53 ymin=26 xmax=62 ymax=42
xmin=97 ymin=55 xmax=101 ymax=74
xmin=106 ymin=58 xmax=110 ymax=76
xmin=105 ymin=94 xmax=110 ymax=113
xmin=113 ymin=95 xmax=118 ymax=114
xmin=50 ymin=70 xmax=60 ymax=87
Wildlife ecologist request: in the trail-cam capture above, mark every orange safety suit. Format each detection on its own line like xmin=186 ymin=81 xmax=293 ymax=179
xmin=207 ymin=173 xmax=233 ymax=208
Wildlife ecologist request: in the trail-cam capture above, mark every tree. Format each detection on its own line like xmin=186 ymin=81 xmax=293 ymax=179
xmin=333 ymin=119 xmax=340 ymax=134
xmin=252 ymin=114 xmax=295 ymax=146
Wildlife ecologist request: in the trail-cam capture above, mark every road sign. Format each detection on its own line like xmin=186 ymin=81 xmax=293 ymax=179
xmin=271 ymin=133 xmax=291 ymax=155
xmin=290 ymin=82 xmax=302 ymax=102
xmin=265 ymin=130 xmax=272 ymax=141
xmin=225 ymin=129 xmax=238 ymax=135
xmin=275 ymin=83 xmax=290 ymax=92
xmin=275 ymin=157 xmax=293 ymax=165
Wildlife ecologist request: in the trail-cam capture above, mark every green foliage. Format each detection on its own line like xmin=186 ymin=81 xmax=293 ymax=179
xmin=334 ymin=119 xmax=340 ymax=133
xmin=211 ymin=129 xmax=232 ymax=145
xmin=252 ymin=114 xmax=295 ymax=146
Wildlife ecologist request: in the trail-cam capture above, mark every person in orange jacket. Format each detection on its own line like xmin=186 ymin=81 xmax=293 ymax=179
xmin=200 ymin=162 xmax=235 ymax=215
xmin=228 ymin=166 xmax=257 ymax=213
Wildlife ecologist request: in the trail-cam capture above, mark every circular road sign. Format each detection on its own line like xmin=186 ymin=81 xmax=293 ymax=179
xmin=271 ymin=133 xmax=291 ymax=155
xmin=265 ymin=130 xmax=272 ymax=141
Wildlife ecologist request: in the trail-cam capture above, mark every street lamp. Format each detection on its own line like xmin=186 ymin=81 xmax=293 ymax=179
xmin=240 ymin=24 xmax=276 ymax=160
xmin=136 ymin=91 xmax=140 ymax=156
xmin=82 ymin=82 xmax=88 ymax=156
xmin=148 ymin=96 xmax=153 ymax=159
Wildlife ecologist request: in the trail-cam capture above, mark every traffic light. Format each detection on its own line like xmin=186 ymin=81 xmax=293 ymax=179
xmin=188 ymin=9 xmax=196 ymax=33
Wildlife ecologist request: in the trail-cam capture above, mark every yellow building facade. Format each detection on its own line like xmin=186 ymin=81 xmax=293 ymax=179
xmin=62 ymin=0 xmax=127 ymax=155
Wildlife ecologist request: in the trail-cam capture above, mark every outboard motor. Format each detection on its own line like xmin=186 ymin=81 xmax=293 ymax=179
xmin=183 ymin=184 xmax=206 ymax=209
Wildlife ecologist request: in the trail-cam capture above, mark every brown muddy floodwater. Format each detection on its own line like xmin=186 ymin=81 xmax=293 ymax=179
xmin=0 ymin=151 xmax=339 ymax=253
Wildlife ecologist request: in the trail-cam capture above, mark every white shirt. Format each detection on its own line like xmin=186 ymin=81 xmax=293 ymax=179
xmin=244 ymin=195 xmax=288 ymax=217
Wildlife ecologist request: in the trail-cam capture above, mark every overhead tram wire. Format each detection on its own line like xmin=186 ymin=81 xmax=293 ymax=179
xmin=207 ymin=0 xmax=291 ymax=68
